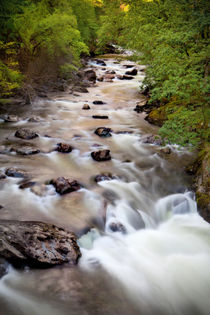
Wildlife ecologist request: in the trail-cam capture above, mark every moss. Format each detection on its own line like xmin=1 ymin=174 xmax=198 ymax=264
xmin=146 ymin=105 xmax=168 ymax=126
xmin=196 ymin=192 xmax=210 ymax=223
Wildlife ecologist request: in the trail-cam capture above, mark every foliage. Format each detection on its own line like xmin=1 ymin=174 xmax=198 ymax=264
xmin=97 ymin=0 xmax=210 ymax=147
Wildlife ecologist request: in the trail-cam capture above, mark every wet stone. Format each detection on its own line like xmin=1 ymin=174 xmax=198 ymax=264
xmin=0 ymin=220 xmax=81 ymax=266
xmin=91 ymin=150 xmax=111 ymax=162
xmin=11 ymin=147 xmax=40 ymax=155
xmin=82 ymin=104 xmax=90 ymax=110
xmin=125 ymin=68 xmax=138 ymax=76
xmin=4 ymin=115 xmax=19 ymax=123
xmin=109 ymin=222 xmax=127 ymax=234
xmin=28 ymin=117 xmax=42 ymax=123
xmin=0 ymin=171 xmax=6 ymax=180
xmin=94 ymin=127 xmax=112 ymax=138
xmin=95 ymin=173 xmax=117 ymax=183
xmin=15 ymin=128 xmax=39 ymax=140
xmin=92 ymin=115 xmax=109 ymax=120
xmin=50 ymin=177 xmax=82 ymax=195
xmin=93 ymin=100 xmax=105 ymax=105
xmin=95 ymin=59 xmax=106 ymax=66
xmin=141 ymin=134 xmax=163 ymax=146
xmin=5 ymin=167 xmax=28 ymax=178
xmin=19 ymin=181 xmax=36 ymax=190
xmin=56 ymin=143 xmax=73 ymax=153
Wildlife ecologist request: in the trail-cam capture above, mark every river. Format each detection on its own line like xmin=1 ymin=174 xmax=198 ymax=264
xmin=0 ymin=55 xmax=210 ymax=315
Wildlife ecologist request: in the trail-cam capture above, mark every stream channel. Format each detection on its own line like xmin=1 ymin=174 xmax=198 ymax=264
xmin=0 ymin=55 xmax=210 ymax=315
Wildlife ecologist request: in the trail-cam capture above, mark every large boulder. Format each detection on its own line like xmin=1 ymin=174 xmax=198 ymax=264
xmin=15 ymin=128 xmax=39 ymax=140
xmin=94 ymin=127 xmax=112 ymax=137
xmin=0 ymin=220 xmax=81 ymax=266
xmin=91 ymin=150 xmax=111 ymax=162
xmin=56 ymin=143 xmax=73 ymax=153
xmin=50 ymin=177 xmax=82 ymax=195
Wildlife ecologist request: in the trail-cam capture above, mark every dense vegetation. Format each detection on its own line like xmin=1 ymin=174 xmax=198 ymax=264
xmin=0 ymin=0 xmax=99 ymax=96
xmin=0 ymin=0 xmax=209 ymax=148
xmin=98 ymin=0 xmax=210 ymax=148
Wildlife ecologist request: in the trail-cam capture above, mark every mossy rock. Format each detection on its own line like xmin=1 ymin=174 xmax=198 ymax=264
xmin=145 ymin=105 xmax=168 ymax=126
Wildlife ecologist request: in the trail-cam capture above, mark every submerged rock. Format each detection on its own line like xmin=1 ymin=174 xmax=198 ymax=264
xmin=56 ymin=143 xmax=73 ymax=153
xmin=94 ymin=127 xmax=112 ymax=138
xmin=92 ymin=115 xmax=109 ymax=120
xmin=94 ymin=173 xmax=117 ymax=182
xmin=109 ymin=222 xmax=126 ymax=234
xmin=15 ymin=128 xmax=39 ymax=140
xmin=117 ymin=75 xmax=134 ymax=80
xmin=19 ymin=181 xmax=36 ymax=190
xmin=4 ymin=115 xmax=19 ymax=123
xmin=11 ymin=147 xmax=40 ymax=155
xmin=125 ymin=68 xmax=138 ymax=76
xmin=141 ymin=134 xmax=163 ymax=146
xmin=0 ymin=171 xmax=6 ymax=180
xmin=5 ymin=167 xmax=28 ymax=178
xmin=82 ymin=104 xmax=90 ymax=110
xmin=91 ymin=150 xmax=111 ymax=162
xmin=50 ymin=177 xmax=82 ymax=195
xmin=0 ymin=220 xmax=81 ymax=266
xmin=0 ymin=258 xmax=9 ymax=278
xmin=28 ymin=117 xmax=42 ymax=123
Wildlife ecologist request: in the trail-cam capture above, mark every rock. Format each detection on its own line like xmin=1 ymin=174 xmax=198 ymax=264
xmin=50 ymin=177 xmax=82 ymax=195
xmin=31 ymin=184 xmax=52 ymax=197
xmin=123 ymin=64 xmax=135 ymax=69
xmin=117 ymin=75 xmax=134 ymax=80
xmin=109 ymin=222 xmax=126 ymax=234
xmin=105 ymin=70 xmax=116 ymax=74
xmin=15 ymin=128 xmax=39 ymax=140
xmin=72 ymin=86 xmax=89 ymax=93
xmin=11 ymin=147 xmax=40 ymax=155
xmin=5 ymin=168 xmax=28 ymax=178
xmin=93 ymin=100 xmax=105 ymax=105
xmin=95 ymin=173 xmax=117 ymax=182
xmin=159 ymin=147 xmax=171 ymax=154
xmin=91 ymin=150 xmax=111 ymax=162
xmin=19 ymin=181 xmax=36 ymax=190
xmin=4 ymin=115 xmax=19 ymax=123
xmin=115 ymin=131 xmax=133 ymax=134
xmin=97 ymin=76 xmax=104 ymax=82
xmin=0 ymin=171 xmax=6 ymax=180
xmin=141 ymin=134 xmax=163 ymax=146
xmin=125 ymin=68 xmax=138 ymax=76
xmin=84 ymin=69 xmax=96 ymax=83
xmin=95 ymin=59 xmax=106 ymax=66
xmin=0 ymin=220 xmax=81 ymax=266
xmin=94 ymin=127 xmax=112 ymax=137
xmin=105 ymin=79 xmax=113 ymax=83
xmin=0 ymin=258 xmax=9 ymax=278
xmin=104 ymin=74 xmax=115 ymax=80
xmin=56 ymin=143 xmax=73 ymax=153
xmin=82 ymin=104 xmax=90 ymax=110
xmin=28 ymin=117 xmax=42 ymax=123
xmin=92 ymin=115 xmax=109 ymax=119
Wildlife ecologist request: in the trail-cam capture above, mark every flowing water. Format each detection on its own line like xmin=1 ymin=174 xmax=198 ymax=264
xmin=0 ymin=56 xmax=209 ymax=315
